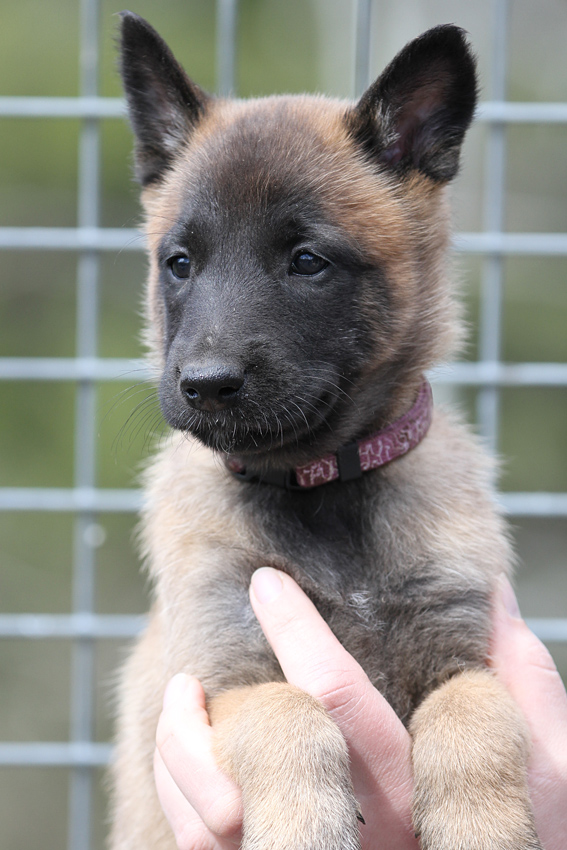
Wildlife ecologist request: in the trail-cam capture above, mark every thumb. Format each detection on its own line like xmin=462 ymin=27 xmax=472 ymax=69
xmin=490 ymin=576 xmax=567 ymax=850
xmin=490 ymin=575 xmax=567 ymax=752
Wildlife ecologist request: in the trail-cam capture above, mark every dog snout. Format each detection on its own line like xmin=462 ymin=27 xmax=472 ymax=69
xmin=179 ymin=363 xmax=246 ymax=413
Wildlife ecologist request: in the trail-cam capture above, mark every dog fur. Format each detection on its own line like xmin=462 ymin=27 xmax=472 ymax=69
xmin=110 ymin=14 xmax=542 ymax=850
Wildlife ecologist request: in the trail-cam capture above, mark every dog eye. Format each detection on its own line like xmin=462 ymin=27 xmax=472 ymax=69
xmin=290 ymin=251 xmax=329 ymax=276
xmin=168 ymin=255 xmax=191 ymax=280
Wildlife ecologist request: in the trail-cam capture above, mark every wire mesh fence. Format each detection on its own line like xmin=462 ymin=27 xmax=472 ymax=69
xmin=0 ymin=1 xmax=566 ymax=848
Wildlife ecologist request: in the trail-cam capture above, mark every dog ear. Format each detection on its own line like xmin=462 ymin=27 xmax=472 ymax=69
xmin=119 ymin=11 xmax=211 ymax=186
xmin=348 ymin=25 xmax=477 ymax=182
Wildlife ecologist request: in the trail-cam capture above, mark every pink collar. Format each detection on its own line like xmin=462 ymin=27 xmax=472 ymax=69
xmin=227 ymin=379 xmax=433 ymax=490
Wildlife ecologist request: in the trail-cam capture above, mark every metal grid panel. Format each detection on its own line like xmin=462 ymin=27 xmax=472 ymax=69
xmin=0 ymin=0 xmax=565 ymax=847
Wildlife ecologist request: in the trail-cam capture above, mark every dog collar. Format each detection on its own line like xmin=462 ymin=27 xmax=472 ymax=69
xmin=226 ymin=378 xmax=433 ymax=490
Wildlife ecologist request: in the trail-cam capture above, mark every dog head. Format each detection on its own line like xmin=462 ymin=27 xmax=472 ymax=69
xmin=120 ymin=13 xmax=476 ymax=469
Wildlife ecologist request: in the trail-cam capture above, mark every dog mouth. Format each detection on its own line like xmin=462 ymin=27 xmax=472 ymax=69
xmin=162 ymin=385 xmax=340 ymax=456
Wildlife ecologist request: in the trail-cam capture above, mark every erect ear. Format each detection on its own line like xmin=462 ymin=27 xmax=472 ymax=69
xmin=348 ymin=25 xmax=477 ymax=183
xmin=119 ymin=11 xmax=211 ymax=186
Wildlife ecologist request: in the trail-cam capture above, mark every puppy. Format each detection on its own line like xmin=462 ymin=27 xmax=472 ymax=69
xmin=110 ymin=13 xmax=542 ymax=850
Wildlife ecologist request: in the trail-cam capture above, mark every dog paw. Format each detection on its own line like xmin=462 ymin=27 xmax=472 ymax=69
xmin=213 ymin=683 xmax=363 ymax=850
xmin=240 ymin=788 xmax=362 ymax=850
xmin=414 ymin=817 xmax=543 ymax=850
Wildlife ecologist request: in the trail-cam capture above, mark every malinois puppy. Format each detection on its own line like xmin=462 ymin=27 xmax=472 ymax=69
xmin=111 ymin=13 xmax=542 ymax=850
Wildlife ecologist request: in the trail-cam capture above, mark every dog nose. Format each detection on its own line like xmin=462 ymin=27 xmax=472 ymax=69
xmin=179 ymin=364 xmax=245 ymax=413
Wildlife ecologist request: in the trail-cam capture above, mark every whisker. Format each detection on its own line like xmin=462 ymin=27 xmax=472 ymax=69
xmin=111 ymin=390 xmax=163 ymax=458
xmin=102 ymin=383 xmax=156 ymax=424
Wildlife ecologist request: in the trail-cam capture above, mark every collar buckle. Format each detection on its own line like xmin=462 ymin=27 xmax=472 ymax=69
xmin=336 ymin=441 xmax=363 ymax=482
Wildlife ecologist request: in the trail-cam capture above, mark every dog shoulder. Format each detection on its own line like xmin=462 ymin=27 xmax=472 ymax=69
xmin=140 ymin=436 xmax=254 ymax=570
xmin=384 ymin=408 xmax=512 ymax=581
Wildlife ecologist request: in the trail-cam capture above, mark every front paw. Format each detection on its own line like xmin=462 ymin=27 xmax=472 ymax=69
xmin=241 ymin=785 xmax=362 ymax=850
xmin=413 ymin=804 xmax=543 ymax=850
xmin=212 ymin=683 xmax=362 ymax=850
xmin=410 ymin=670 xmax=544 ymax=850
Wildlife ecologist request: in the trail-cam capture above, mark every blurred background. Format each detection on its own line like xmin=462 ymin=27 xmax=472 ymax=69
xmin=0 ymin=0 xmax=566 ymax=848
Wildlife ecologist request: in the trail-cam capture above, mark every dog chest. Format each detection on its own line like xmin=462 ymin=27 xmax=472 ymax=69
xmin=144 ymin=432 xmax=495 ymax=723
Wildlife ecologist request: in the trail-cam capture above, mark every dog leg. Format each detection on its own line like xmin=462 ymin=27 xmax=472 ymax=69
xmin=210 ymin=682 xmax=361 ymax=850
xmin=410 ymin=669 xmax=542 ymax=850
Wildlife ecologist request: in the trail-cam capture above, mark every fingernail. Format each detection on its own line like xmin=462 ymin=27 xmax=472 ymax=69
xmin=251 ymin=567 xmax=284 ymax=604
xmin=163 ymin=673 xmax=189 ymax=710
xmin=499 ymin=574 xmax=521 ymax=619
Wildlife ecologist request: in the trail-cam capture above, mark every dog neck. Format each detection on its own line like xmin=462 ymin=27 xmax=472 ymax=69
xmin=226 ymin=378 xmax=433 ymax=490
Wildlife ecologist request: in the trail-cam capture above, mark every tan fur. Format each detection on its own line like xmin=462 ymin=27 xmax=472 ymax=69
xmin=111 ymin=610 xmax=173 ymax=848
xmin=109 ymin=414 xmax=537 ymax=850
xmin=111 ymin=20 xmax=542 ymax=850
xmin=210 ymin=684 xmax=360 ymax=850
xmin=411 ymin=671 xmax=540 ymax=850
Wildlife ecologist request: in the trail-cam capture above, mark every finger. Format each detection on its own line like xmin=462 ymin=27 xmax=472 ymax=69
xmin=491 ymin=576 xmax=567 ymax=850
xmin=490 ymin=576 xmax=567 ymax=752
xmin=250 ymin=568 xmax=416 ymax=848
xmin=154 ymin=747 xmax=218 ymax=850
xmin=249 ymin=568 xmax=404 ymax=736
xmin=249 ymin=569 xmax=373 ymax=707
xmin=156 ymin=674 xmax=243 ymax=841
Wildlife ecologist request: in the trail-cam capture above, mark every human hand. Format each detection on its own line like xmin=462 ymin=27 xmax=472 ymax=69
xmin=155 ymin=567 xmax=416 ymax=850
xmin=490 ymin=576 xmax=567 ymax=850
xmin=155 ymin=570 xmax=567 ymax=850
